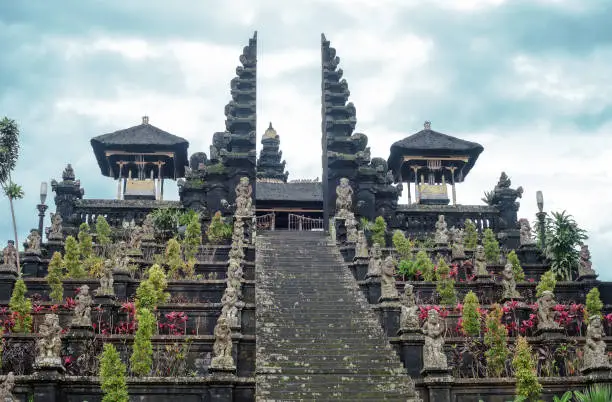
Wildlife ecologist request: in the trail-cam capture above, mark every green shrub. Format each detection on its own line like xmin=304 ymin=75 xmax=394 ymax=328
xmin=462 ymin=291 xmax=481 ymax=336
xmin=9 ymin=278 xmax=32 ymax=333
xmin=182 ymin=213 xmax=201 ymax=260
xmin=463 ymin=219 xmax=479 ymax=249
xmin=130 ymin=308 xmax=155 ymax=376
xmin=151 ymin=207 xmax=180 ymax=232
xmin=512 ymin=336 xmax=542 ymax=401
xmin=544 ymin=211 xmax=587 ymax=281
xmin=483 ymin=228 xmax=500 ymax=263
xmin=371 ymin=216 xmax=387 ymax=247
xmin=165 ymin=238 xmax=184 ymax=280
xmin=206 ymin=211 xmax=232 ymax=244
xmin=397 ymin=259 xmax=417 ymax=280
xmin=506 ymin=250 xmax=525 ymax=282
xmin=95 ymin=216 xmax=112 ymax=246
xmin=484 ymin=304 xmax=509 ymax=377
xmin=536 ymin=270 xmax=556 ymax=297
xmin=78 ymin=222 xmax=93 ymax=260
xmin=100 ymin=343 xmax=129 ymax=402
xmin=46 ymin=251 xmax=64 ymax=303
xmin=178 ymin=209 xmax=199 ymax=227
xmin=435 ymin=258 xmax=456 ymax=305
xmin=64 ymin=235 xmax=86 ymax=279
xmin=136 ymin=264 xmax=169 ymax=311
xmin=415 ymin=250 xmax=435 ymax=281
xmin=574 ymin=385 xmax=612 ymax=402
xmin=392 ymin=230 xmax=412 ymax=261
xmin=584 ymin=287 xmax=603 ymax=320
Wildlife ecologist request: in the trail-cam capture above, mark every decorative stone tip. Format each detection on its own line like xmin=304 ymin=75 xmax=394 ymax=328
xmin=424 ymin=121 xmax=431 ymax=130
xmin=142 ymin=116 xmax=149 ymax=125
xmin=268 ymin=122 xmax=273 ymax=130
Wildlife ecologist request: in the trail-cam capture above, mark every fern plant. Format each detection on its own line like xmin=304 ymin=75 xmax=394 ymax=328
xmin=574 ymin=385 xmax=612 ymax=402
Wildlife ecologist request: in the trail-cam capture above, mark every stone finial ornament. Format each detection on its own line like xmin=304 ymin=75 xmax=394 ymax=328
xmin=537 ymin=290 xmax=560 ymax=331
xmin=519 ymin=218 xmax=536 ymax=246
xmin=141 ymin=213 xmax=155 ymax=241
xmin=422 ymin=309 xmax=447 ymax=370
xmin=0 ymin=372 xmax=16 ymax=402
xmin=35 ymin=314 xmax=63 ymax=368
xmin=25 ymin=230 xmax=42 ymax=254
xmin=210 ymin=317 xmax=235 ymax=371
xmin=235 ymin=177 xmax=253 ymax=217
xmin=335 ymin=178 xmax=353 ymax=219
xmin=1 ymin=241 xmax=17 ymax=271
xmin=49 ymin=213 xmax=63 ymax=240
xmin=434 ymin=215 xmax=449 ymax=245
xmin=62 ymin=164 xmax=76 ymax=181
xmin=474 ymin=245 xmax=487 ymax=276
xmin=450 ymin=227 xmax=465 ymax=260
xmin=355 ymin=230 xmax=369 ymax=259
xmin=501 ymin=262 xmax=520 ymax=299
xmin=96 ymin=259 xmax=115 ymax=297
xmin=380 ymin=256 xmax=399 ymax=301
xmin=367 ymin=243 xmax=383 ymax=277
xmin=583 ymin=315 xmax=611 ymax=371
xmin=578 ymin=244 xmax=596 ymax=277
xmin=399 ymin=283 xmax=420 ymax=331
xmin=72 ymin=285 xmax=92 ymax=327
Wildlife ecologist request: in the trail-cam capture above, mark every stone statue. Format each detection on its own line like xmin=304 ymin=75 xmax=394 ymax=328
xmin=399 ymin=283 xmax=420 ymax=331
xmin=0 ymin=372 xmax=16 ymax=402
xmin=579 ymin=244 xmax=596 ymax=277
xmin=474 ymin=245 xmax=488 ymax=276
xmin=235 ymin=177 xmax=253 ymax=217
xmin=141 ymin=214 xmax=155 ymax=241
xmin=450 ymin=227 xmax=465 ymax=260
xmin=335 ymin=178 xmax=353 ymax=219
xmin=25 ymin=230 xmax=42 ymax=254
xmin=537 ymin=291 xmax=560 ymax=331
xmin=128 ymin=226 xmax=143 ymax=250
xmin=501 ymin=263 xmax=520 ymax=299
xmin=95 ymin=259 xmax=115 ymax=297
xmin=434 ymin=215 xmax=449 ymax=244
xmin=221 ymin=286 xmax=239 ymax=328
xmin=367 ymin=243 xmax=382 ymax=277
xmin=346 ymin=213 xmax=358 ymax=243
xmin=355 ymin=230 xmax=369 ymax=259
xmin=519 ymin=218 xmax=536 ymax=246
xmin=35 ymin=314 xmax=63 ymax=367
xmin=227 ymin=259 xmax=243 ymax=295
xmin=72 ymin=285 xmax=92 ymax=327
xmin=380 ymin=256 xmax=399 ymax=301
xmin=2 ymin=241 xmax=17 ymax=270
xmin=583 ymin=315 xmax=611 ymax=371
xmin=49 ymin=213 xmax=63 ymax=240
xmin=422 ymin=309 xmax=447 ymax=369
xmin=210 ymin=317 xmax=235 ymax=370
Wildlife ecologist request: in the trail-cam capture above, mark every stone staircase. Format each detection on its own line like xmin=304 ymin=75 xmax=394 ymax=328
xmin=256 ymin=231 xmax=418 ymax=401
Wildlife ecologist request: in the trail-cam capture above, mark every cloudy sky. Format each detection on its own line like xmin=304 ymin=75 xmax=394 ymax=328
xmin=1 ymin=0 xmax=611 ymax=278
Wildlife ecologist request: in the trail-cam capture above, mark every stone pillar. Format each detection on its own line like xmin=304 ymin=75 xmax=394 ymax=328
xmin=363 ymin=276 xmax=381 ymax=304
xmin=352 ymin=256 xmax=369 ymax=281
xmin=421 ymin=368 xmax=453 ymax=402
xmin=0 ymin=265 xmax=18 ymax=300
xmin=21 ymin=252 xmax=43 ymax=277
xmin=397 ymin=331 xmax=424 ymax=378
xmin=31 ymin=379 xmax=60 ymax=402
xmin=373 ymin=301 xmax=401 ymax=337
xmin=46 ymin=239 xmax=64 ymax=259
xmin=113 ymin=270 xmax=131 ymax=300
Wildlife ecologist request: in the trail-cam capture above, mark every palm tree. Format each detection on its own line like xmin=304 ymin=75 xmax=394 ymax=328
xmin=481 ymin=190 xmax=495 ymax=205
xmin=545 ymin=211 xmax=587 ymax=281
xmin=0 ymin=117 xmax=24 ymax=272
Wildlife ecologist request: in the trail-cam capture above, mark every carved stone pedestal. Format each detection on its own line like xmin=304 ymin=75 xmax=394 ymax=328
xmin=581 ymin=365 xmax=612 ymax=383
xmin=31 ymin=370 xmax=61 ymax=402
xmin=500 ymin=296 xmax=524 ymax=305
xmin=207 ymin=371 xmax=236 ymax=401
xmin=534 ymin=327 xmax=565 ymax=341
xmin=334 ymin=218 xmax=347 ymax=244
xmin=373 ymin=301 xmax=401 ymax=337
xmin=397 ymin=331 xmax=424 ymax=378
xmin=352 ymin=257 xmax=369 ymax=281
xmin=434 ymin=246 xmax=451 ymax=262
xmin=0 ymin=264 xmax=17 ymax=300
xmin=363 ymin=276 xmax=381 ymax=304
xmin=517 ymin=244 xmax=542 ymax=264
xmin=421 ymin=367 xmax=453 ymax=402
xmin=69 ymin=324 xmax=94 ymax=337
xmin=33 ymin=360 xmax=65 ymax=375
xmin=22 ymin=252 xmax=43 ymax=277
xmin=475 ymin=273 xmax=493 ymax=284
xmin=46 ymin=239 xmax=64 ymax=257
xmin=577 ymin=273 xmax=598 ymax=282
xmin=113 ymin=269 xmax=131 ymax=300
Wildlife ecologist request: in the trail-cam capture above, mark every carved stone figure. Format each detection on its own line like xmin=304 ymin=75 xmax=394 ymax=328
xmin=537 ymin=291 xmax=560 ymax=331
xmin=583 ymin=315 xmax=611 ymax=371
xmin=578 ymin=244 xmax=596 ymax=277
xmin=235 ymin=177 xmax=253 ymax=217
xmin=355 ymin=230 xmax=369 ymax=259
xmin=141 ymin=214 xmax=155 ymax=241
xmin=128 ymin=226 xmax=143 ymax=250
xmin=335 ymin=178 xmax=353 ymax=219
xmin=367 ymin=243 xmax=382 ymax=277
xmin=221 ymin=286 xmax=239 ymax=328
xmin=399 ymin=283 xmax=420 ymax=331
xmin=422 ymin=309 xmax=447 ymax=369
xmin=0 ymin=372 xmax=16 ymax=402
xmin=501 ymin=263 xmax=521 ymax=299
xmin=72 ymin=285 xmax=92 ymax=327
xmin=2 ymin=241 xmax=17 ymax=270
xmin=434 ymin=215 xmax=449 ymax=245
xmin=346 ymin=213 xmax=358 ymax=243
xmin=450 ymin=227 xmax=465 ymax=260
xmin=519 ymin=218 xmax=536 ymax=246
xmin=227 ymin=259 xmax=243 ymax=295
xmin=210 ymin=317 xmax=235 ymax=370
xmin=49 ymin=213 xmax=63 ymax=240
xmin=35 ymin=314 xmax=63 ymax=367
xmin=380 ymin=256 xmax=399 ymax=301
xmin=96 ymin=260 xmax=115 ymax=297
xmin=25 ymin=230 xmax=42 ymax=254
xmin=474 ymin=245 xmax=488 ymax=276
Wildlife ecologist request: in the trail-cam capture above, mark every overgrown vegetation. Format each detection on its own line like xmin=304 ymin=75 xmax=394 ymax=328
xmin=506 ymin=250 xmax=525 ymax=282
xmin=415 ymin=250 xmax=435 ymax=281
xmin=544 ymin=211 xmax=588 ymax=281
xmin=46 ymin=251 xmax=64 ymax=303
xmin=100 ymin=343 xmax=129 ymax=402
xmin=9 ymin=278 xmax=32 ymax=333
xmin=482 ymin=228 xmax=500 ymax=264
xmin=584 ymin=287 xmax=603 ymax=319
xmin=484 ymin=304 xmax=509 ymax=377
xmin=64 ymin=235 xmax=86 ymax=279
xmin=435 ymin=258 xmax=456 ymax=305
xmin=535 ymin=270 xmax=557 ymax=297
xmin=135 ymin=264 xmax=169 ymax=311
xmin=512 ymin=336 xmax=542 ymax=401
xmin=206 ymin=211 xmax=232 ymax=244
xmin=462 ymin=291 xmax=481 ymax=337
xmin=182 ymin=212 xmax=201 ymax=261
xmin=463 ymin=219 xmax=479 ymax=250
xmin=371 ymin=216 xmax=387 ymax=247
xmin=130 ymin=308 xmax=155 ymax=376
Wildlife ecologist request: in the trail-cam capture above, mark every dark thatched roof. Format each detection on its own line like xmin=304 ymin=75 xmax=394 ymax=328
xmin=256 ymin=182 xmax=322 ymax=203
xmin=90 ymin=118 xmax=189 ymax=179
xmin=388 ymin=124 xmax=484 ymax=183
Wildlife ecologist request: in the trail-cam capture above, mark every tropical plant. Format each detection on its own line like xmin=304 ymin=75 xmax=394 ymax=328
xmin=484 ymin=304 xmax=509 ymax=377
xmin=78 ymin=223 xmax=93 ymax=260
xmin=130 ymin=308 xmax=155 ymax=376
xmin=9 ymin=278 xmax=32 ymax=333
xmin=535 ymin=269 xmax=556 ymax=298
xmin=415 ymin=250 xmax=435 ymax=281
xmin=392 ymin=230 xmax=412 ymax=261
xmin=64 ymin=235 xmax=86 ymax=279
xmin=481 ymin=190 xmax=494 ymax=206
xmin=435 ymin=258 xmax=456 ymax=305
xmin=506 ymin=250 xmax=525 ymax=282
xmin=482 ymin=228 xmax=500 ymax=263
xmin=552 ymin=391 xmax=574 ymax=402
xmin=463 ymin=219 xmax=479 ymax=250
xmin=206 ymin=211 xmax=232 ymax=244
xmin=397 ymin=259 xmax=418 ymax=280
xmin=512 ymin=336 xmax=542 ymax=401
xmin=371 ymin=216 xmax=387 ymax=247
xmin=178 ymin=209 xmax=199 ymax=227
xmin=574 ymin=385 xmax=612 ymax=402
xmin=151 ymin=207 xmax=180 ymax=232
xmin=462 ymin=291 xmax=481 ymax=336
xmin=544 ymin=211 xmax=587 ymax=280
xmin=0 ymin=117 xmax=24 ymax=271
xmin=165 ymin=238 xmax=185 ymax=279
xmin=182 ymin=213 xmax=201 ymax=260
xmin=46 ymin=251 xmax=65 ymax=303
xmin=136 ymin=264 xmax=169 ymax=311
xmin=95 ymin=216 xmax=112 ymax=246
xmin=584 ymin=287 xmax=603 ymax=320
xmin=99 ymin=343 xmax=129 ymax=402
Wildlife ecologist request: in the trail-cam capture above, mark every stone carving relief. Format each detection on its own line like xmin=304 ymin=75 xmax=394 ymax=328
xmin=210 ymin=317 xmax=235 ymax=371
xmin=583 ymin=315 xmax=611 ymax=371
xmin=235 ymin=177 xmax=253 ymax=217
xmin=399 ymin=283 xmax=420 ymax=331
xmin=434 ymin=215 xmax=449 ymax=245
xmin=72 ymin=285 xmax=92 ymax=327
xmin=422 ymin=309 xmax=447 ymax=370
xmin=501 ymin=263 xmax=521 ymax=299
xmin=519 ymin=218 xmax=536 ymax=246
xmin=380 ymin=256 xmax=399 ymax=301
xmin=335 ymin=178 xmax=353 ymax=219
xmin=1 ymin=241 xmax=17 ymax=271
xmin=537 ymin=291 xmax=560 ymax=331
xmin=355 ymin=230 xmax=369 ymax=259
xmin=25 ymin=230 xmax=41 ymax=254
xmin=35 ymin=314 xmax=63 ymax=367
xmin=367 ymin=243 xmax=382 ymax=277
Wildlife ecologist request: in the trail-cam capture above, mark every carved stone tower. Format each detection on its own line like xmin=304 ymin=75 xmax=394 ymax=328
xmin=256 ymin=123 xmax=288 ymax=183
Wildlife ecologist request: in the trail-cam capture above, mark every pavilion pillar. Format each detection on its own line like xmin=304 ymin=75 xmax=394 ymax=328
xmin=448 ymin=166 xmax=457 ymax=206
xmin=403 ymin=170 xmax=411 ymax=205
xmin=411 ymin=166 xmax=419 ymax=204
xmin=116 ymin=162 xmax=125 ymax=200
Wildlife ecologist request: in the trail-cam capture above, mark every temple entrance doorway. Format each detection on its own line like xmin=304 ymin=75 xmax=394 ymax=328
xmin=255 ymin=209 xmax=324 ymax=231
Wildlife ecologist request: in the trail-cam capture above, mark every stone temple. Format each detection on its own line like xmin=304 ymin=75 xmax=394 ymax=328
xmin=0 ymin=32 xmax=610 ymax=401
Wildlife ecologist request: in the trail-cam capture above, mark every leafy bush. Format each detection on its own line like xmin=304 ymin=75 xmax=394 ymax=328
xmin=415 ymin=250 xmax=435 ymax=281
xmin=397 ymin=259 xmax=417 ymax=280
xmin=178 ymin=209 xmax=199 ymax=227
xmin=435 ymin=258 xmax=456 ymax=305
xmin=100 ymin=343 xmax=129 ymax=402
xmin=46 ymin=251 xmax=64 ymax=303
xmin=9 ymin=278 xmax=32 ymax=333
xmin=392 ymin=230 xmax=412 ymax=261
xmin=64 ymin=235 xmax=86 ymax=279
xmin=512 ymin=336 xmax=542 ymax=401
xmin=463 ymin=219 xmax=479 ymax=249
xmin=485 ymin=304 xmax=509 ymax=377
xmin=535 ymin=270 xmax=556 ymax=298
xmin=482 ymin=228 xmax=500 ymax=264
xmin=462 ymin=291 xmax=481 ymax=336
xmin=182 ymin=213 xmax=201 ymax=260
xmin=136 ymin=264 xmax=169 ymax=311
xmin=584 ymin=287 xmax=603 ymax=320
xmin=206 ymin=211 xmax=232 ymax=244
xmin=95 ymin=216 xmax=112 ymax=246
xmin=130 ymin=308 xmax=155 ymax=376
xmin=78 ymin=223 xmax=93 ymax=260
xmin=151 ymin=207 xmax=180 ymax=232
xmin=544 ymin=211 xmax=588 ymax=281
xmin=371 ymin=216 xmax=387 ymax=247
xmin=506 ymin=250 xmax=525 ymax=282
xmin=574 ymin=385 xmax=612 ymax=402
